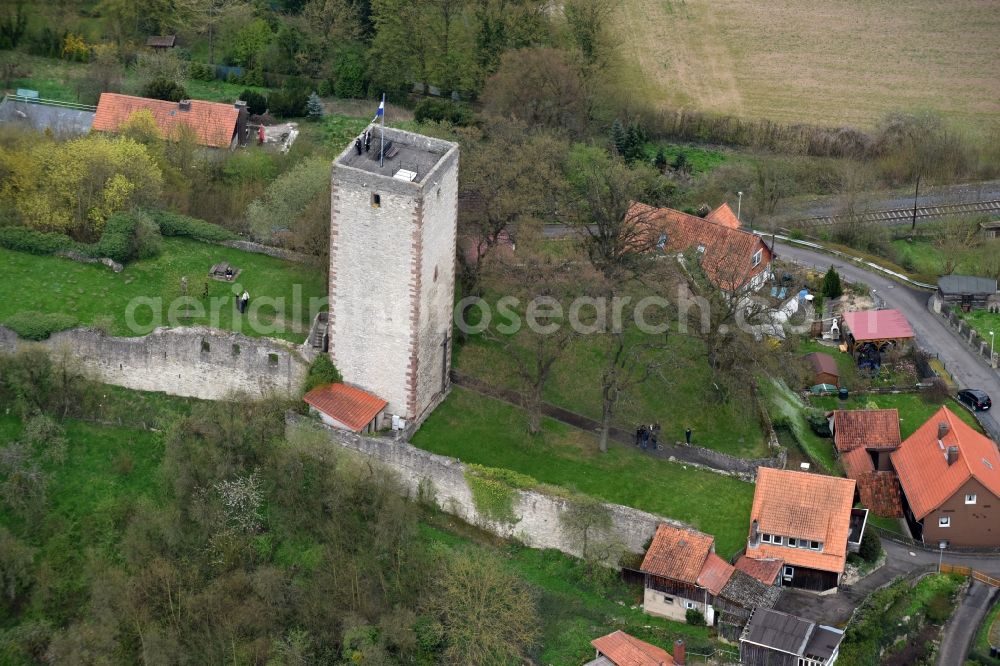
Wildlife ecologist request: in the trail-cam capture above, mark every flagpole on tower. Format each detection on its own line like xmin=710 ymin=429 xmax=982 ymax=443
xmin=379 ymin=93 xmax=386 ymax=167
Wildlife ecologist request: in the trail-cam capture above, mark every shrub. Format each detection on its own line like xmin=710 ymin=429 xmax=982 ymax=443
xmin=921 ymin=377 xmax=950 ymax=404
xmin=3 ymin=312 xmax=79 ymax=340
xmin=239 ymin=89 xmax=268 ymax=116
xmin=268 ymin=82 xmax=309 ymax=118
xmin=142 ymin=77 xmax=188 ymax=102
xmin=331 ymin=43 xmax=369 ymax=98
xmin=303 ymin=355 xmax=342 ymax=393
xmin=0 ymin=227 xmax=78 ymax=255
xmin=414 ymin=98 xmax=473 ymax=126
xmin=685 ymin=608 xmax=706 ymax=626
xmin=188 ymin=62 xmax=216 ymax=82
xmin=858 ymin=528 xmax=882 ymax=563
xmin=805 ymin=409 xmax=832 ymax=437
xmin=94 ymin=212 xmax=161 ymax=263
xmin=150 ymin=210 xmax=236 ymax=242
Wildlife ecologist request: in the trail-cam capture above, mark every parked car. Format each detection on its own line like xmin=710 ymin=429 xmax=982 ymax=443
xmin=957 ymin=389 xmax=992 ymax=411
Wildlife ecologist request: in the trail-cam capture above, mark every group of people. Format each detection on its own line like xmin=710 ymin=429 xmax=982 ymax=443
xmin=634 ymin=424 xmax=694 ymax=449
xmin=635 ymin=423 xmax=661 ymax=449
xmin=353 ymin=130 xmax=373 ymax=155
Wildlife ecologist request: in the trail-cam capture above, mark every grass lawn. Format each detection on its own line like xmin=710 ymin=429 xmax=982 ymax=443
xmin=973 ymin=591 xmax=1000 ymax=659
xmin=640 ymin=141 xmax=728 ymax=174
xmin=960 ymin=310 xmax=1000 ymax=350
xmin=455 ymin=331 xmax=768 ymax=458
xmin=0 ymin=414 xmax=167 ymax=624
xmin=418 ymin=517 xmax=730 ymax=665
xmin=610 ymin=0 xmax=1000 ymax=132
xmin=889 ymin=237 xmax=1000 ymax=283
xmin=761 ymin=378 xmax=839 ymax=475
xmin=0 ymin=237 xmax=326 ymax=343
xmin=412 ymin=387 xmax=755 ymax=558
xmin=811 ymin=393 xmax=982 ymax=439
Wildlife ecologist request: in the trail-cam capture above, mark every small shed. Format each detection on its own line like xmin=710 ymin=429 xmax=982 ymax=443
xmin=980 ymin=219 xmax=1000 ymax=240
xmin=303 ymin=383 xmax=387 ymax=434
xmin=146 ymin=35 xmax=177 ymax=49
xmin=803 ymin=352 xmax=839 ymax=387
xmin=937 ymin=274 xmax=998 ymax=310
xmin=739 ymin=608 xmax=844 ymax=666
xmin=841 ymin=309 xmax=914 ymax=357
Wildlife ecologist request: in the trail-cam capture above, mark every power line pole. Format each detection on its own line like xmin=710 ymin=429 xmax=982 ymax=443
xmin=911 ymin=174 xmax=921 ymax=231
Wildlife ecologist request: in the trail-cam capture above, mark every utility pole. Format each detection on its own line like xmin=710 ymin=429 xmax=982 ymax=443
xmin=911 ymin=174 xmax=921 ymax=231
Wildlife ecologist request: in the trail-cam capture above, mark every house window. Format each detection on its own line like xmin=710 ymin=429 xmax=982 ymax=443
xmin=663 ymin=595 xmax=674 ymax=604
xmin=684 ymin=601 xmax=696 ymax=610
xmin=751 ymin=249 xmax=763 ymax=267
xmin=788 ymin=538 xmax=798 ymax=548
xmin=810 ymin=541 xmax=821 ymax=551
xmin=965 ymin=494 xmax=977 ymax=504
xmin=939 ymin=516 xmax=951 ymax=527
xmin=772 ymin=536 xmax=783 ymax=546
xmin=783 ymin=565 xmax=794 ymax=580
xmin=761 ymin=534 xmax=772 ymax=543
xmin=371 ymin=193 xmax=381 ymax=207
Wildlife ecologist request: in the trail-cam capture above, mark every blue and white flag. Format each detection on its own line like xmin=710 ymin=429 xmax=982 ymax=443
xmin=373 ymin=95 xmax=385 ymax=122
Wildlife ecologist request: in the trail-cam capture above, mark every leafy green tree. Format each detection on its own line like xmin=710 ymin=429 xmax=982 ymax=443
xmin=331 ymin=42 xmax=369 ymax=98
xmin=822 ymin=266 xmax=843 ymax=298
xmin=429 ymin=550 xmax=541 ymax=665
xmin=303 ymin=355 xmax=342 ymax=393
xmin=0 ymin=3 xmax=28 ymax=49
xmin=231 ymin=18 xmax=273 ymax=70
xmin=654 ymin=147 xmax=667 ymax=171
xmin=7 ymin=135 xmax=162 ymax=240
xmin=565 ymin=0 xmax=612 ymax=67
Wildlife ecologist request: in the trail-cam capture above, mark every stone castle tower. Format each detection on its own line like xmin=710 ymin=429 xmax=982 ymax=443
xmin=329 ymin=127 xmax=459 ymax=426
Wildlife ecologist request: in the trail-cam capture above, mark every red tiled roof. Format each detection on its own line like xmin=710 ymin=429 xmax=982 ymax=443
xmin=640 ymin=523 xmax=715 ymax=584
xmin=840 ymin=447 xmax=875 ymax=478
xmin=592 ymin=630 xmax=674 ymax=666
xmin=746 ymin=468 xmax=856 ymax=574
xmin=303 ymin=383 xmax=387 ymax=432
xmin=842 ymin=309 xmax=914 ymax=341
xmin=833 ymin=409 xmax=901 ymax=452
xmin=628 ymin=202 xmax=772 ymax=291
xmin=705 ymin=202 xmax=741 ymax=229
xmin=891 ymin=406 xmax=1000 ymax=520
xmin=804 ymin=352 xmax=839 ymax=380
xmin=857 ymin=472 xmax=904 ymax=518
xmin=734 ymin=555 xmax=783 ymax=586
xmin=93 ymin=93 xmax=239 ymax=148
xmin=697 ymin=553 xmax=735 ymax=595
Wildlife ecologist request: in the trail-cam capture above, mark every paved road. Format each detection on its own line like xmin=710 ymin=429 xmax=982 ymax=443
xmin=938 ymin=580 xmax=998 ymax=666
xmin=773 ymin=241 xmax=1000 ymax=440
xmin=776 ymin=538 xmax=1000 ymax=627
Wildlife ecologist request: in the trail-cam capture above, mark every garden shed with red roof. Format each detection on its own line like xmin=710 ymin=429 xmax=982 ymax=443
xmin=303 ymin=383 xmax=387 ymax=434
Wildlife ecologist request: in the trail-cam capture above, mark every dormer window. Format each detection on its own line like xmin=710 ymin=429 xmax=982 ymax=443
xmin=751 ymin=249 xmax=763 ymax=267
xmin=761 ymin=534 xmax=772 ymax=544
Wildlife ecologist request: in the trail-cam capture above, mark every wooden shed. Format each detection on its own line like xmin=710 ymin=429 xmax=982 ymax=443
xmin=803 ymin=352 xmax=839 ymax=387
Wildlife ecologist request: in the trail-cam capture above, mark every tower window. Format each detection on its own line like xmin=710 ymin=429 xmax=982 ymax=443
xmin=371 ymin=193 xmax=381 ymax=207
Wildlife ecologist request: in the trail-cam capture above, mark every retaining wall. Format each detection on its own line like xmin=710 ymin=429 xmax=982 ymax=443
xmin=288 ymin=413 xmax=689 ymax=558
xmin=0 ymin=325 xmax=314 ymax=400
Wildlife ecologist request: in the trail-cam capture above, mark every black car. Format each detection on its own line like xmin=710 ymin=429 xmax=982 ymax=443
xmin=957 ymin=389 xmax=992 ymax=412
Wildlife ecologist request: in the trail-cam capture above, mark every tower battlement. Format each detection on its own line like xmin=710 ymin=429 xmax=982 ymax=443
xmin=329 ymin=126 xmax=459 ymax=426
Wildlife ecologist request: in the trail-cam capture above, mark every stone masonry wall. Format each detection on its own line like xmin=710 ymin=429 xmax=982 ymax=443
xmin=0 ymin=325 xmax=313 ymax=400
xmin=288 ymin=413 xmax=689 ymax=558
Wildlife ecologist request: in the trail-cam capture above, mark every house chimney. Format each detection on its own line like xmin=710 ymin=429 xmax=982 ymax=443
xmin=178 ymin=100 xmax=191 ymax=111
xmin=946 ymin=445 xmax=959 ymax=465
xmin=234 ymin=100 xmax=247 ymax=110
xmin=749 ymin=519 xmax=760 ymax=547
xmin=937 ymin=422 xmax=950 ymax=441
xmin=673 ymin=639 xmax=686 ymax=665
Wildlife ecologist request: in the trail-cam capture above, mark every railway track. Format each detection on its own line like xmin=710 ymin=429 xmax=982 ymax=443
xmin=789 ymin=199 xmax=1000 ymax=228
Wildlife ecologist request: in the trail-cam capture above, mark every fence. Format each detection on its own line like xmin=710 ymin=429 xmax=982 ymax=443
xmin=2 ymin=94 xmax=96 ymax=111
xmin=940 ymin=564 xmax=1000 ymax=588
xmin=934 ymin=300 xmax=1000 ymax=370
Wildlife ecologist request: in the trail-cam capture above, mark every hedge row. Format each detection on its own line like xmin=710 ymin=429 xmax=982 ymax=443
xmin=0 ymin=227 xmax=80 ymax=255
xmin=2 ymin=311 xmax=79 ymax=340
xmin=150 ymin=210 xmax=237 ymax=242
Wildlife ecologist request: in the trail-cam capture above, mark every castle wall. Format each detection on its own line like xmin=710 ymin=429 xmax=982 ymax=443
xmin=288 ymin=413 xmax=689 ymax=559
xmin=0 ymin=326 xmax=311 ymax=400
